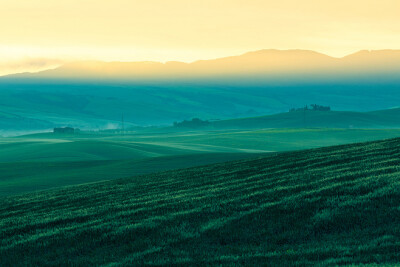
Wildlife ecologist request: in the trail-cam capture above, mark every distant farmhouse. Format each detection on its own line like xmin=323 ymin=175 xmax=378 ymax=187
xmin=53 ymin=127 xmax=79 ymax=134
xmin=290 ymin=104 xmax=331 ymax=112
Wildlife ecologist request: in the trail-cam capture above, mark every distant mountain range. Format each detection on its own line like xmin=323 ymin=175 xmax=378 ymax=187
xmin=1 ymin=49 xmax=400 ymax=133
xmin=6 ymin=49 xmax=400 ymax=82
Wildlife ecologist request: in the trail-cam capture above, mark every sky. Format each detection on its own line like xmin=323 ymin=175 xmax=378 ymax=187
xmin=1 ymin=0 xmax=400 ymax=75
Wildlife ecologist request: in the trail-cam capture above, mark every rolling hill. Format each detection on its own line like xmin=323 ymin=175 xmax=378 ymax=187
xmin=210 ymin=108 xmax=400 ymax=129
xmin=2 ymin=128 xmax=400 ymax=196
xmin=1 ymin=137 xmax=399 ymax=265
xmin=2 ymin=49 xmax=400 ymax=133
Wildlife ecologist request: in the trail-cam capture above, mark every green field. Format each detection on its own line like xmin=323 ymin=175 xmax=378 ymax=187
xmin=1 ymin=137 xmax=399 ymax=265
xmin=2 ymin=128 xmax=400 ymax=196
xmin=212 ymin=108 xmax=400 ymax=129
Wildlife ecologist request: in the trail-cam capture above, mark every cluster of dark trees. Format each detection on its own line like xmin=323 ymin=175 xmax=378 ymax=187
xmin=173 ymin=118 xmax=210 ymax=128
xmin=290 ymin=104 xmax=331 ymax=112
xmin=53 ymin=127 xmax=80 ymax=134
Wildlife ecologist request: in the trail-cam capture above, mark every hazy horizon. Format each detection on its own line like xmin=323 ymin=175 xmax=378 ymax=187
xmin=0 ymin=49 xmax=378 ymax=77
xmin=3 ymin=48 xmax=400 ymax=77
xmin=2 ymin=0 xmax=400 ymax=75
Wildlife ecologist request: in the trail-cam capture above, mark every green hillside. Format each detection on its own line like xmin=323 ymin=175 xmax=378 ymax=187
xmin=211 ymin=108 xmax=400 ymax=129
xmin=1 ymin=137 xmax=400 ymax=265
xmin=2 ymin=128 xmax=400 ymax=197
xmin=0 ymin=153 xmax=265 ymax=197
xmin=6 ymin=128 xmax=400 ymax=163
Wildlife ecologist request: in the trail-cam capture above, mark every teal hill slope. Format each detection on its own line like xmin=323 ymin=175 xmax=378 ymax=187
xmin=211 ymin=108 xmax=400 ymax=129
xmin=1 ymin=137 xmax=400 ymax=265
xmin=0 ymin=111 xmax=53 ymax=133
xmin=2 ymin=50 xmax=400 ymax=133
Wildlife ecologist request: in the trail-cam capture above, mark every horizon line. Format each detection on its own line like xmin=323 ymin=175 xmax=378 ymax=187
xmin=1 ymin=48 xmax=400 ymax=78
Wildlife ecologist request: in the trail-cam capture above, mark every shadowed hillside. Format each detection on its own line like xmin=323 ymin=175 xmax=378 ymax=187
xmin=1 ymin=137 xmax=400 ymax=265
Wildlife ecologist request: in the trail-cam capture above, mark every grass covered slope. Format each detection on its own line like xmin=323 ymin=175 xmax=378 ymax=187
xmin=1 ymin=138 xmax=400 ymax=265
xmin=212 ymin=108 xmax=400 ymax=129
xmin=0 ymin=152 xmax=266 ymax=197
xmin=2 ymin=128 xmax=400 ymax=197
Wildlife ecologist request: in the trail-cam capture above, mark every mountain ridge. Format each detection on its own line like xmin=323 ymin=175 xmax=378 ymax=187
xmin=4 ymin=49 xmax=400 ymax=80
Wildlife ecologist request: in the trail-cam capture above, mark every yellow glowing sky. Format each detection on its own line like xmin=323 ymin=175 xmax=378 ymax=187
xmin=1 ymin=0 xmax=400 ymax=66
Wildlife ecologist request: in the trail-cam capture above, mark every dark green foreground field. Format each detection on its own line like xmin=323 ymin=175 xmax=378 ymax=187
xmin=1 ymin=137 xmax=400 ymax=265
xmin=3 ymin=128 xmax=400 ymax=196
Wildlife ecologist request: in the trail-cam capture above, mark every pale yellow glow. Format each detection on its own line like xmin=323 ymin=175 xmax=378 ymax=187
xmin=1 ymin=0 xmax=400 ymax=64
